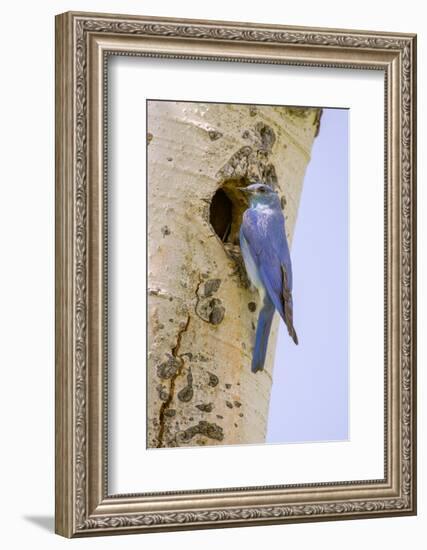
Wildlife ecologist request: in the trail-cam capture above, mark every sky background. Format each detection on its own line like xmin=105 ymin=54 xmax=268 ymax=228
xmin=267 ymin=108 xmax=349 ymax=444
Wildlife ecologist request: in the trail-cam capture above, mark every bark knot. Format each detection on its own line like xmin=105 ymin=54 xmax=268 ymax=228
xmin=195 ymin=277 xmax=225 ymax=325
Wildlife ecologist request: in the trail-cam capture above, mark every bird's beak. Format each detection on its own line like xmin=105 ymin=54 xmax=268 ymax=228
xmin=237 ymin=186 xmax=251 ymax=194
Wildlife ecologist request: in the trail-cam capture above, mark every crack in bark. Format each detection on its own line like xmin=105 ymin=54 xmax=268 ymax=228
xmin=156 ymin=315 xmax=191 ymax=448
xmin=194 ymin=275 xmax=204 ymax=318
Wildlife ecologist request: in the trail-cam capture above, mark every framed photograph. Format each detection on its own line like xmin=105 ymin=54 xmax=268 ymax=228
xmin=55 ymin=11 xmax=417 ymax=537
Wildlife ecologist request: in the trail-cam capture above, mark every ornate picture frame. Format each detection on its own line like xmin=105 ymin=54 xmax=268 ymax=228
xmin=55 ymin=11 xmax=417 ymax=537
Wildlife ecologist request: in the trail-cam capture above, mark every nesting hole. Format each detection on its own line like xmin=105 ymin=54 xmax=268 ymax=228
xmin=209 ymin=179 xmax=249 ymax=245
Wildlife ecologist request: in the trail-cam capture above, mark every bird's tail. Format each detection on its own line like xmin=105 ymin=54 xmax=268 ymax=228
xmin=252 ymin=298 xmax=275 ymax=373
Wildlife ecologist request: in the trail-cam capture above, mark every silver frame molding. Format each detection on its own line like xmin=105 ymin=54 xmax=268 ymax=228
xmin=55 ymin=11 xmax=417 ymax=537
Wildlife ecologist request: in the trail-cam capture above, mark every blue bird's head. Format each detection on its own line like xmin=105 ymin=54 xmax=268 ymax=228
xmin=238 ymin=183 xmax=280 ymax=208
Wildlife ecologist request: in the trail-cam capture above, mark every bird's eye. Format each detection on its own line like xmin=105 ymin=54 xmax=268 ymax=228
xmin=259 ymin=187 xmax=266 ymax=193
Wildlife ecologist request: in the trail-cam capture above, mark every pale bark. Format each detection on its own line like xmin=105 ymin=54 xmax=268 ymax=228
xmin=147 ymin=101 xmax=321 ymax=448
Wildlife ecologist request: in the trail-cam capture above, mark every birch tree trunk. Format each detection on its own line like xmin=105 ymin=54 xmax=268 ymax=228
xmin=147 ymin=101 xmax=321 ymax=448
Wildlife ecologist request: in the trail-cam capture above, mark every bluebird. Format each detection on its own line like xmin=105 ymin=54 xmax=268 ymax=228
xmin=239 ymin=183 xmax=298 ymax=373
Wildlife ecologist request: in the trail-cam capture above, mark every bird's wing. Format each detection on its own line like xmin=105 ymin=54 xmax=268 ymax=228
xmin=279 ymin=264 xmax=298 ymax=345
xmin=241 ymin=208 xmax=298 ymax=344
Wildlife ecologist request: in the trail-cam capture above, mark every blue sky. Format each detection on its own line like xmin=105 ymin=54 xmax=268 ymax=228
xmin=267 ymin=108 xmax=349 ymax=444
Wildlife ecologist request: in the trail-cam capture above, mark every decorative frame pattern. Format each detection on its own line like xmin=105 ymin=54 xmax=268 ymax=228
xmin=55 ymin=11 xmax=416 ymax=537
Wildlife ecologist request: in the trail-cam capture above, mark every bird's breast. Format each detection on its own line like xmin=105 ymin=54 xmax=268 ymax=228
xmin=240 ymin=234 xmax=266 ymax=300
